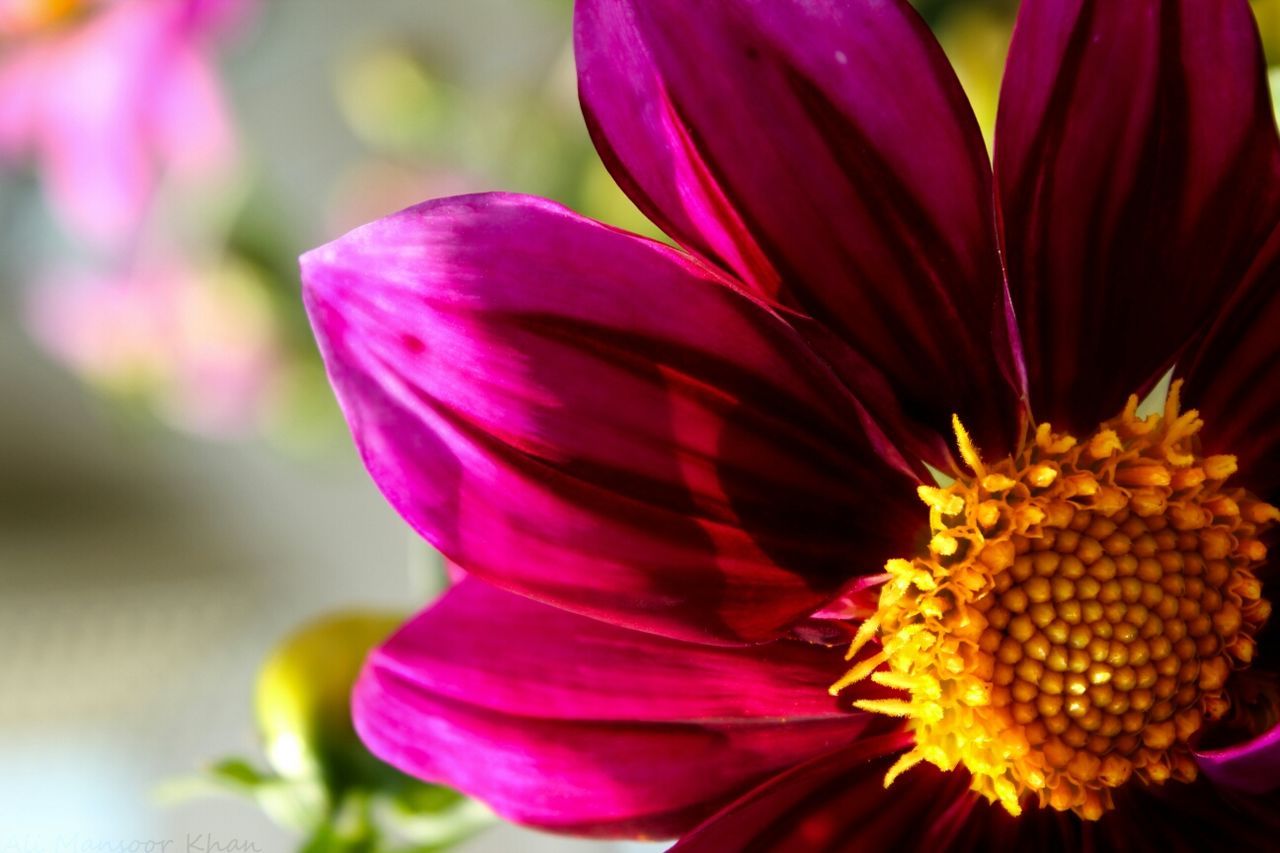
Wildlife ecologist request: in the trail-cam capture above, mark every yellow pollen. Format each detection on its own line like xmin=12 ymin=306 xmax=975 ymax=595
xmin=833 ymin=382 xmax=1274 ymax=819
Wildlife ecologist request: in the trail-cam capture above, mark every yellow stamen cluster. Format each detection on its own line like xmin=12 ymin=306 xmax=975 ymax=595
xmin=832 ymin=383 xmax=1275 ymax=819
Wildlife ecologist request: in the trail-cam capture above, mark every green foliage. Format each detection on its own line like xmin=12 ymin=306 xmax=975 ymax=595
xmin=204 ymin=756 xmax=491 ymax=853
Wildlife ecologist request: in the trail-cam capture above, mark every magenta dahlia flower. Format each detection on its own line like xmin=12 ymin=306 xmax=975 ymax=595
xmin=302 ymin=0 xmax=1280 ymax=848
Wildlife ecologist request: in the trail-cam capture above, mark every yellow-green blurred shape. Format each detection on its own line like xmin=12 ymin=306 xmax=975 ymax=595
xmin=255 ymin=611 xmax=403 ymax=781
xmin=1271 ymin=68 xmax=1280 ymax=124
xmin=1261 ymin=0 xmax=1280 ymax=123
xmin=1255 ymin=0 xmax=1280 ymax=67
xmin=579 ymin=158 xmax=665 ymax=241
xmin=937 ymin=7 xmax=1012 ymax=151
xmin=262 ymin=358 xmax=345 ymax=456
xmin=335 ymin=45 xmax=447 ymax=154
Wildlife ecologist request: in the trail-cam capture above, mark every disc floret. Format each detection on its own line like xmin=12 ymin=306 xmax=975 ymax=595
xmin=833 ymin=383 xmax=1275 ymax=819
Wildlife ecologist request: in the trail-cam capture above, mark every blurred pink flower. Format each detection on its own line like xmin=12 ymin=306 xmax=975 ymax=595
xmin=27 ymin=259 xmax=280 ymax=437
xmin=0 ymin=0 xmax=249 ymax=246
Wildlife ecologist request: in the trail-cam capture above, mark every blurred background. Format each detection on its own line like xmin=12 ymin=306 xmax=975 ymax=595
xmin=1 ymin=0 xmax=1277 ymax=850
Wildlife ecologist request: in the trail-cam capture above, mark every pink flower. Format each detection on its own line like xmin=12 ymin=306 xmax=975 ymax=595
xmin=0 ymin=0 xmax=245 ymax=246
xmin=302 ymin=0 xmax=1280 ymax=847
xmin=29 ymin=259 xmax=279 ymax=437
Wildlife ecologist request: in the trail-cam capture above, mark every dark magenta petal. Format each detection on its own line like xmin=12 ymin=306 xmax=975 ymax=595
xmin=1197 ymin=721 xmax=1280 ymax=795
xmin=576 ymin=0 xmax=1021 ymax=465
xmin=302 ymin=193 xmax=923 ymax=644
xmin=352 ymin=580 xmax=870 ymax=837
xmin=1180 ymin=231 xmax=1280 ymax=498
xmin=996 ymin=0 xmax=1280 ymax=434
xmin=1096 ymin=776 xmax=1280 ymax=851
xmin=670 ymin=732 xmax=1003 ymax=852
xmin=676 ymin=744 xmax=1280 ymax=852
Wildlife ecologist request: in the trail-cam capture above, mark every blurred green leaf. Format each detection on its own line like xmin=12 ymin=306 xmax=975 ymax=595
xmin=374 ymin=791 xmax=494 ymax=849
xmin=256 ymin=776 xmax=332 ymax=835
xmin=209 ymin=757 xmax=273 ymax=790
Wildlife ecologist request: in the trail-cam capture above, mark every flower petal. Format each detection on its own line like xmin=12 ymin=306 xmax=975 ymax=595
xmin=675 ymin=743 xmax=1280 ymax=851
xmin=367 ymin=578 xmax=852 ymax=723
xmin=0 ymin=45 xmax=40 ymax=158
xmin=1197 ymin=721 xmax=1280 ymax=795
xmin=576 ymin=0 xmax=1021 ymax=464
xmin=670 ymin=733 xmax=1000 ymax=852
xmin=1099 ymin=777 xmax=1280 ymax=850
xmin=302 ymin=193 xmax=924 ymax=644
xmin=996 ymin=0 xmax=1280 ymax=433
xmin=1 ymin=0 xmax=238 ymax=246
xmin=1180 ymin=229 xmax=1280 ymax=498
xmin=353 ymin=579 xmax=869 ymax=837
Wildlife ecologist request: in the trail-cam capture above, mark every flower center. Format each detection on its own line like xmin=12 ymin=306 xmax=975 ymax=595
xmin=833 ymin=382 xmax=1275 ymax=820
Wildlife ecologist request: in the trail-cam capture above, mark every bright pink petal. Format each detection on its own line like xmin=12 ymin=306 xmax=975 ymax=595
xmin=39 ymin=1 xmax=176 ymax=241
xmin=302 ymin=193 xmax=924 ymax=645
xmin=575 ymin=0 xmax=1021 ymax=465
xmin=0 ymin=44 xmax=40 ymax=156
xmin=42 ymin=45 xmax=155 ymax=243
xmin=443 ymin=559 xmax=467 ymax=585
xmin=362 ymin=578 xmax=851 ymax=723
xmin=995 ymin=0 xmax=1280 ymax=434
xmin=353 ymin=579 xmax=869 ymax=837
xmin=147 ymin=39 xmax=236 ymax=178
